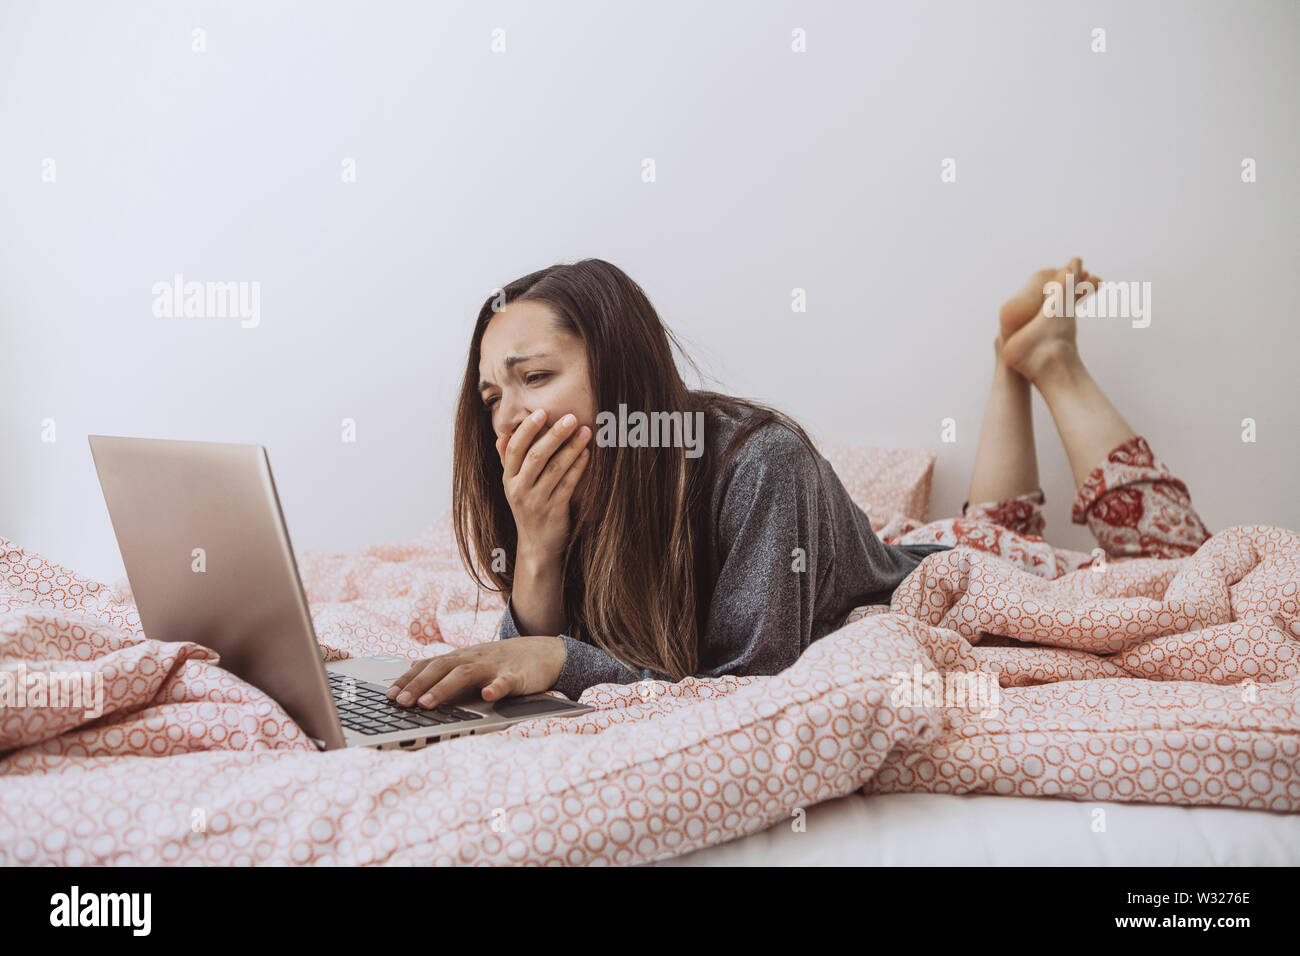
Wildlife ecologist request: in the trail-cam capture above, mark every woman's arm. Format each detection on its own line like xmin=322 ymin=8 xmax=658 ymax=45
xmin=499 ymin=423 xmax=831 ymax=697
xmin=494 ymin=410 xmax=591 ymax=637
xmin=507 ymin=546 xmax=566 ymax=637
xmin=693 ymin=422 xmax=941 ymax=680
xmin=691 ymin=425 xmax=828 ymax=678
xmin=498 ymin=598 xmax=673 ymax=699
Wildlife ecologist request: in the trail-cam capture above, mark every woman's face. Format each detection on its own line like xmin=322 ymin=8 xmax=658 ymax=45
xmin=478 ymin=299 xmax=598 ymax=506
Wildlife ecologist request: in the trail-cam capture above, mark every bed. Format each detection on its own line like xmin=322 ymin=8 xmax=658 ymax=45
xmin=2 ymin=444 xmax=1296 ymax=865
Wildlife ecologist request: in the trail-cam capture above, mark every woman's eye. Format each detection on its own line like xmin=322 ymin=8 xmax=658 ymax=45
xmin=526 ymin=372 xmax=551 ymax=385
xmin=484 ymin=395 xmax=499 ymax=409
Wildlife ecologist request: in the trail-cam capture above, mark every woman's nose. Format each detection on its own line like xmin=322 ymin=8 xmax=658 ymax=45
xmin=498 ymin=399 xmax=532 ymax=438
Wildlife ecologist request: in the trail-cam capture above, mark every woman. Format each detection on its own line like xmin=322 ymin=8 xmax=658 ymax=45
xmin=386 ymin=258 xmax=1210 ymax=708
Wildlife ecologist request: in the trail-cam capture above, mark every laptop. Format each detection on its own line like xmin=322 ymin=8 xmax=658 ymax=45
xmin=88 ymin=434 xmax=594 ymax=751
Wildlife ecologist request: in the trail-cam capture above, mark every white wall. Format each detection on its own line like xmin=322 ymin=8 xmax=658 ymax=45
xmin=2 ymin=0 xmax=1297 ymax=585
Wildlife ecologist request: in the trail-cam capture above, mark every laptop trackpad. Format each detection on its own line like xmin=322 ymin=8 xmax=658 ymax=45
xmin=493 ymin=696 xmax=580 ymax=718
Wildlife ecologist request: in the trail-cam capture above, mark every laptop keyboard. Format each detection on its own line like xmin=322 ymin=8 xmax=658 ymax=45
xmin=328 ymin=672 xmax=483 ymax=736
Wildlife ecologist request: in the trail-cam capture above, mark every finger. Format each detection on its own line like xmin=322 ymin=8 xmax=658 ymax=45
xmin=535 ymin=425 xmax=592 ymax=498
xmin=550 ymin=445 xmax=591 ymax=504
xmin=392 ymin=657 xmax=456 ymax=706
xmin=502 ymin=409 xmax=549 ymax=479
xmin=481 ymin=673 xmax=519 ymax=701
xmin=515 ymin=413 xmax=580 ymax=489
xmin=415 ymin=664 xmax=482 ymax=709
xmin=1076 ymin=272 xmax=1100 ymax=300
xmin=386 ymin=660 xmax=430 ymax=697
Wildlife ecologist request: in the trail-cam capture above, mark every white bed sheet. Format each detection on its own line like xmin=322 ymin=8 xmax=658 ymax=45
xmin=646 ymin=792 xmax=1300 ymax=866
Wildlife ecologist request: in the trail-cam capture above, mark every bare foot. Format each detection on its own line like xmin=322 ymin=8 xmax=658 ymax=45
xmin=999 ymin=266 xmax=1059 ymax=346
xmin=1001 ymin=257 xmax=1101 ymax=382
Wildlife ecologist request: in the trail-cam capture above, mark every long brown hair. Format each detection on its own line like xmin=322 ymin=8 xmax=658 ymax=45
xmin=452 ymin=258 xmax=819 ymax=680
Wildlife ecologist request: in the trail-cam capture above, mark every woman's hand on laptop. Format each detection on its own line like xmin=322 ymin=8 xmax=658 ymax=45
xmin=385 ymin=636 xmax=566 ymax=709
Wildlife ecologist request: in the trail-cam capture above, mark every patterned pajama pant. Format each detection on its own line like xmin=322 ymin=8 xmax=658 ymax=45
xmin=883 ymin=436 xmax=1212 ymax=580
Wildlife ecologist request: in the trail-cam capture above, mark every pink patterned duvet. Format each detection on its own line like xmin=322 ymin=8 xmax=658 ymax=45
xmin=1 ymin=510 xmax=1297 ymax=865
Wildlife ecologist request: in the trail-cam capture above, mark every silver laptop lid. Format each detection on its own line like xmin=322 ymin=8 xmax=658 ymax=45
xmin=88 ymin=435 xmax=347 ymax=750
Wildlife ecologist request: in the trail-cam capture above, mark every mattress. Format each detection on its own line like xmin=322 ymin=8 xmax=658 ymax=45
xmin=648 ymin=791 xmax=1300 ymax=866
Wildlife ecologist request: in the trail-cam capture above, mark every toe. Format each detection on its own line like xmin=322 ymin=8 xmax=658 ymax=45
xmin=1030 ymin=267 xmax=1057 ymax=290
